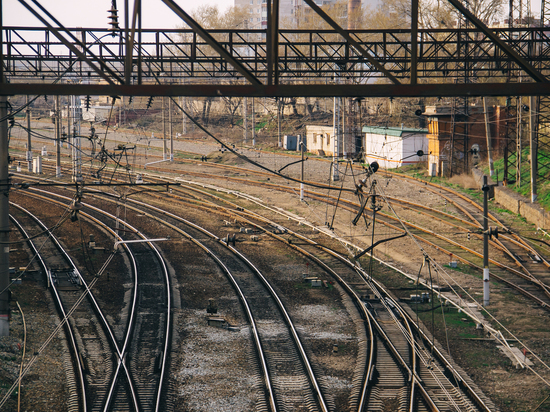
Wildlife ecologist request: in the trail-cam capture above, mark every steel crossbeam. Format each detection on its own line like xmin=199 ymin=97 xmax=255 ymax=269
xmin=2 ymin=26 xmax=550 ymax=96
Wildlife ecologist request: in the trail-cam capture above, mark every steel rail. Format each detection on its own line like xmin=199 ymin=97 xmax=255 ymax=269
xmin=196 ymin=195 xmax=477 ymax=411
xmin=81 ymin=171 xmax=496 ymax=409
xmin=112 ymin=190 xmax=371 ymax=412
xmin=369 ymin=275 xmax=494 ymax=412
xmin=9 ymin=208 xmax=88 ymax=412
xmin=225 ymin=209 xmax=449 ymax=411
xmin=40 ymin=192 xmax=171 ymax=412
xmin=15 ymin=166 xmax=550 ymax=309
xmin=86 ymin=190 xmax=328 ymax=411
xmin=20 ymin=188 xmax=172 ymax=411
xmin=12 ymin=193 xmax=141 ymax=411
xmin=158 ymin=186 xmax=441 ymax=410
xmin=268 ymin=218 xmax=493 ymax=411
xmin=128 ymin=170 xmax=550 ymax=311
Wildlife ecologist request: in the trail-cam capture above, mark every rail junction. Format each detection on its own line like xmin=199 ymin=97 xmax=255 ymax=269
xmin=3 ymin=1 xmax=550 ymax=411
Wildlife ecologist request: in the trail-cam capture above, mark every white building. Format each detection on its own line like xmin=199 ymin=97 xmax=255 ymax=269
xmin=363 ymin=126 xmax=428 ymax=169
xmin=305 ymin=124 xmax=355 ymax=156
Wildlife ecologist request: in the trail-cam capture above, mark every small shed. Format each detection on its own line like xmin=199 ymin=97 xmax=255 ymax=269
xmin=363 ymin=126 xmax=428 ymax=169
xmin=306 ymin=125 xmax=333 ymax=155
xmin=283 ymin=135 xmax=298 ymax=151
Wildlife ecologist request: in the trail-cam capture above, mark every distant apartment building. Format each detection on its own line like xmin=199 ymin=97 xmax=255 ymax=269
xmin=233 ymin=0 xmax=381 ymax=28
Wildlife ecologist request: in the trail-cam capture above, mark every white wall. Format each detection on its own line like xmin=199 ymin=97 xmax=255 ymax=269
xmin=365 ymin=132 xmax=428 ymax=169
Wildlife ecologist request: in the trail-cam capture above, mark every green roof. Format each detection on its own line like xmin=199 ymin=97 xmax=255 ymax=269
xmin=362 ymin=126 xmax=428 ymax=137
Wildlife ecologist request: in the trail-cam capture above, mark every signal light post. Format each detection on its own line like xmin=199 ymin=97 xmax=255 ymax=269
xmin=482 ymin=176 xmax=492 ymax=306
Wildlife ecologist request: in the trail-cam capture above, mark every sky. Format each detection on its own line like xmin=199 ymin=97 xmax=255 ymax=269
xmin=3 ymin=0 xmax=547 ymax=29
xmin=3 ymin=0 xmax=234 ymax=29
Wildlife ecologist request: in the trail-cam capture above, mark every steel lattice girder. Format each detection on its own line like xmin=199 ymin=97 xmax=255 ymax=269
xmin=2 ymin=26 xmax=550 ymax=97
xmin=3 ymin=81 xmax=550 ymax=97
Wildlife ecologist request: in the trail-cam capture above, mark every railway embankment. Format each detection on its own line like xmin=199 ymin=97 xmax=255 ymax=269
xmin=473 ymin=168 xmax=549 ymax=230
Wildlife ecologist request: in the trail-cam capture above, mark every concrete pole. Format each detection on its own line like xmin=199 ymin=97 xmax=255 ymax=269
xmin=181 ymin=96 xmax=187 ymax=135
xmin=243 ymin=97 xmax=248 ymax=144
xmin=483 ymin=97 xmax=494 ymax=177
xmin=169 ymin=97 xmax=173 ymax=161
xmin=252 ymin=97 xmax=256 ymax=146
xmin=300 ymin=135 xmax=304 ymax=201
xmin=26 ymin=96 xmax=32 ymax=172
xmin=277 ymin=99 xmax=282 ymax=147
xmin=0 ymin=95 xmax=9 ymax=336
xmin=71 ymin=95 xmax=82 ymax=182
xmin=162 ymin=97 xmax=167 ymax=160
xmin=342 ymin=97 xmax=346 ymax=158
xmin=530 ymin=95 xmax=537 ymax=202
xmin=516 ymin=97 xmax=523 ymax=187
xmin=56 ymin=96 xmax=61 ymax=177
xmin=482 ymin=176 xmax=490 ymax=306
xmin=332 ymin=97 xmax=340 ymax=181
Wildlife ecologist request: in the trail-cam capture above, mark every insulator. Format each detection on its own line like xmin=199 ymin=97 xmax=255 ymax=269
xmin=85 ymin=95 xmax=91 ymax=110
xmin=108 ymin=6 xmax=119 ymax=36
xmin=146 ymin=96 xmax=154 ymax=109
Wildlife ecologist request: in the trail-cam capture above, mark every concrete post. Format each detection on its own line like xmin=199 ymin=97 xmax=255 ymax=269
xmin=332 ymin=97 xmax=340 ymax=181
xmin=482 ymin=176 xmax=490 ymax=306
xmin=0 ymin=95 xmax=10 ymax=336
xmin=56 ymin=96 xmax=61 ymax=177
xmin=252 ymin=97 xmax=255 ymax=146
xmin=277 ymin=99 xmax=282 ymax=147
xmin=162 ymin=97 xmax=167 ymax=160
xmin=530 ymin=95 xmax=537 ymax=203
xmin=169 ymin=97 xmax=173 ymax=161
xmin=483 ymin=97 xmax=494 ymax=177
xmin=26 ymin=95 xmax=32 ymax=172
xmin=243 ymin=97 xmax=248 ymax=144
xmin=300 ymin=135 xmax=304 ymax=201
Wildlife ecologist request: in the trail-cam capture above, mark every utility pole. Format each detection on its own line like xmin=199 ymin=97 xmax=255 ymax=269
xmin=482 ymin=176 xmax=490 ymax=306
xmin=530 ymin=95 xmax=537 ymax=202
xmin=516 ymin=96 xmax=523 ymax=187
xmin=277 ymin=99 xmax=282 ymax=147
xmin=162 ymin=96 xmax=167 ymax=160
xmin=0 ymin=94 xmax=9 ymax=336
xmin=252 ymin=97 xmax=255 ymax=146
xmin=332 ymin=97 xmax=340 ymax=181
xmin=26 ymin=95 xmax=32 ymax=172
xmin=56 ymin=96 xmax=61 ymax=177
xmin=300 ymin=135 xmax=304 ymax=201
xmin=483 ymin=97 xmax=494 ymax=177
xmin=72 ymin=94 xmax=82 ymax=182
xmin=169 ymin=97 xmax=173 ymax=161
xmin=243 ymin=97 xmax=248 ymax=144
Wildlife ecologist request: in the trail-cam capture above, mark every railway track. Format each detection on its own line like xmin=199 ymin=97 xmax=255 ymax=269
xmin=224 ymin=200 xmax=496 ymax=411
xmin=82 ymin=177 xmax=497 ymax=411
xmin=14 ymin=159 xmax=550 ymax=309
xmin=17 ymin=187 xmax=332 ymax=411
xmin=10 ymin=149 xmax=550 ymax=410
xmin=11 ymin=190 xmax=172 ymax=412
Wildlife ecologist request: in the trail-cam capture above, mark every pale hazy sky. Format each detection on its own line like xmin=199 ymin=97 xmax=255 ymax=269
xmin=4 ymin=0 xmax=234 ymax=29
xmin=3 ymin=0 xmax=546 ymax=28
